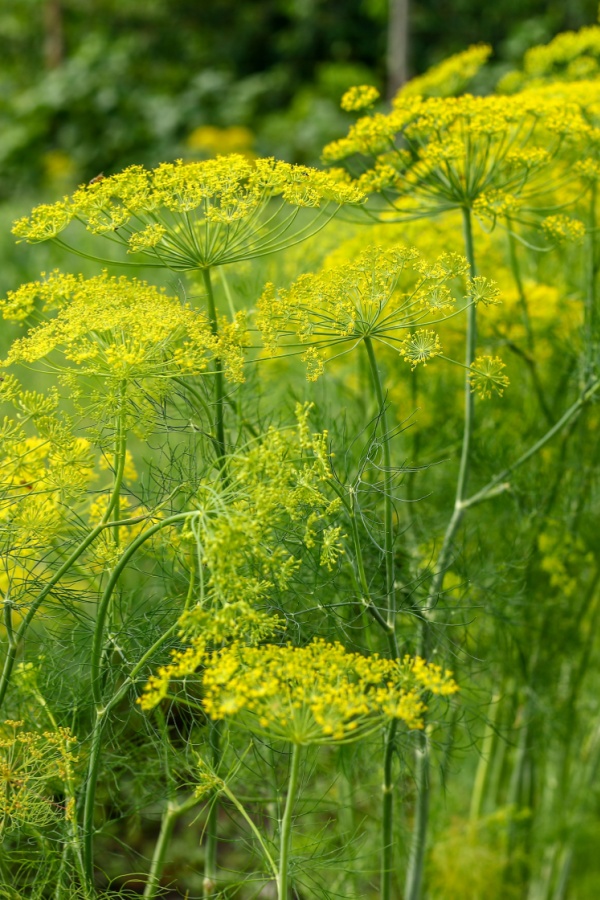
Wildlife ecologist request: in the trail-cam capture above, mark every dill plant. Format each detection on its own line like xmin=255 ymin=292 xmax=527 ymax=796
xmin=2 ymin=24 xmax=600 ymax=900
xmin=322 ymin=42 xmax=600 ymax=900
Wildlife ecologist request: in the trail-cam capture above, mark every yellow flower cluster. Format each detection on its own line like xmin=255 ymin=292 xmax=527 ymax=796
xmin=341 ymin=85 xmax=380 ymax=111
xmin=2 ymin=272 xmax=247 ymax=387
xmin=469 ymin=356 xmax=510 ymax=400
xmin=13 ymin=155 xmax=365 ymax=270
xmin=0 ymin=719 xmax=78 ymax=832
xmin=499 ymin=25 xmax=600 ymax=92
xmin=139 ymin=600 xmax=282 ymax=710
xmin=399 ymin=329 xmax=442 ymax=369
xmin=0 ymin=382 xmax=97 ymax=609
xmin=399 ymin=44 xmax=492 ymax=99
xmin=257 ymin=244 xmax=470 ymax=378
xmin=202 ymin=640 xmax=457 ymax=745
xmin=541 ymin=214 xmax=586 ymax=244
xmin=323 ymin=90 xmax=591 ymax=221
xmin=190 ymin=405 xmax=340 ymax=603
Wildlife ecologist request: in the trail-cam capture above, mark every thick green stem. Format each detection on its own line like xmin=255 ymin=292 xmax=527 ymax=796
xmin=362 ymin=336 xmax=401 ymax=899
xmin=202 ymin=267 xmax=226 ymax=467
xmin=420 ymin=207 xmax=478 ymax=615
xmin=144 ymin=793 xmax=201 ymax=900
xmin=405 ymin=206 xmax=478 ymax=900
xmin=469 ymin=692 xmax=501 ymax=824
xmin=381 ymin=719 xmax=399 ymax=900
xmin=277 ymin=743 xmax=301 ymax=900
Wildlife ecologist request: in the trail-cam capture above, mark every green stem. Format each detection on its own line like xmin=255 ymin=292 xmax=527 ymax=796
xmin=506 ymin=218 xmax=534 ymax=349
xmin=277 ymin=743 xmax=301 ymax=900
xmin=469 ymin=692 xmax=501 ymax=824
xmin=203 ymin=721 xmax=221 ymax=898
xmin=143 ymin=793 xmax=201 ymax=900
xmin=0 ymin=404 xmax=129 ymax=713
xmin=362 ymin=336 xmax=401 ymax=899
xmin=219 ymin=783 xmax=279 ymax=882
xmin=463 ymin=378 xmax=600 ymax=510
xmin=404 ymin=206 xmax=478 ymax=900
xmin=0 ymin=516 xmax=141 ymax=713
xmin=90 ymin=512 xmax=191 ymax=706
xmin=381 ymin=719 xmax=399 ymax=900
xmin=82 ymin=511 xmax=194 ymax=884
xmin=363 ymin=336 xmax=396 ymax=629
xmin=202 ymin=267 xmax=226 ymax=467
xmin=348 ymin=492 xmax=398 ymax=655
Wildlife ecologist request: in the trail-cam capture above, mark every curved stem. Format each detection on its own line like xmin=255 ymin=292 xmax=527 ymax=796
xmin=0 ymin=404 xmax=129 ymax=712
xmin=82 ymin=511 xmax=194 ymax=884
xmin=143 ymin=791 xmax=202 ymax=899
xmin=0 ymin=516 xmax=141 ymax=713
xmin=90 ymin=512 xmax=191 ymax=706
xmin=463 ymin=378 xmax=600 ymax=510
xmin=277 ymin=743 xmax=301 ymax=900
xmin=219 ymin=782 xmax=279 ymax=882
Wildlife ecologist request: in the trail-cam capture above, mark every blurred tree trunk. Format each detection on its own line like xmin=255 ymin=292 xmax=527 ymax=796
xmin=387 ymin=0 xmax=409 ymax=97
xmin=44 ymin=0 xmax=64 ymax=69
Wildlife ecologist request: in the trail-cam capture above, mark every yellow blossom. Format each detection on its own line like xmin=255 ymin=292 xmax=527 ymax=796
xmin=13 ymin=156 xmax=365 ymax=271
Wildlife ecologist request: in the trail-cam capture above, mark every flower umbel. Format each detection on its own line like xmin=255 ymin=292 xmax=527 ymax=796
xmin=469 ymin=355 xmax=510 ymax=399
xmin=201 ymin=640 xmax=458 ymax=745
xmin=13 ymin=156 xmax=365 ymax=270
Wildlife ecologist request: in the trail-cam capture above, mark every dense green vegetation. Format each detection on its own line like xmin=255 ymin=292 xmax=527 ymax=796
xmin=1 ymin=5 xmax=600 ymax=899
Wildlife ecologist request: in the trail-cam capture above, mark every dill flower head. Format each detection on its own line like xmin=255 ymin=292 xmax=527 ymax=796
xmin=498 ymin=25 xmax=600 ymax=92
xmin=341 ymin=85 xmax=381 ymax=112
xmin=2 ymin=272 xmax=248 ymax=424
xmin=201 ymin=640 xmax=458 ymax=745
xmin=257 ymin=244 xmax=470 ymax=379
xmin=12 ymin=156 xmax=365 ymax=271
xmin=540 ymin=214 xmax=586 ymax=245
xmin=469 ymin=355 xmax=510 ymax=399
xmin=398 ymin=44 xmax=492 ymax=99
xmin=323 ymin=89 xmax=590 ymax=223
xmin=0 ymin=384 xmax=94 ymax=596
xmin=0 ymin=719 xmax=79 ymax=832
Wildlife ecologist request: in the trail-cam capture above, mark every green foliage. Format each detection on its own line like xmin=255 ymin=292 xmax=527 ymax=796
xmin=2 ymin=10 xmax=600 ymax=900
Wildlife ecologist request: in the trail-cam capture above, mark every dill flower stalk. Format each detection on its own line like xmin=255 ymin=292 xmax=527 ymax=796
xmin=199 ymin=640 xmax=457 ymax=899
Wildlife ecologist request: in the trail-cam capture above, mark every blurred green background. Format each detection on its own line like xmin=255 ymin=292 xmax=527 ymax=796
xmin=0 ymin=0 xmax=598 ymax=198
